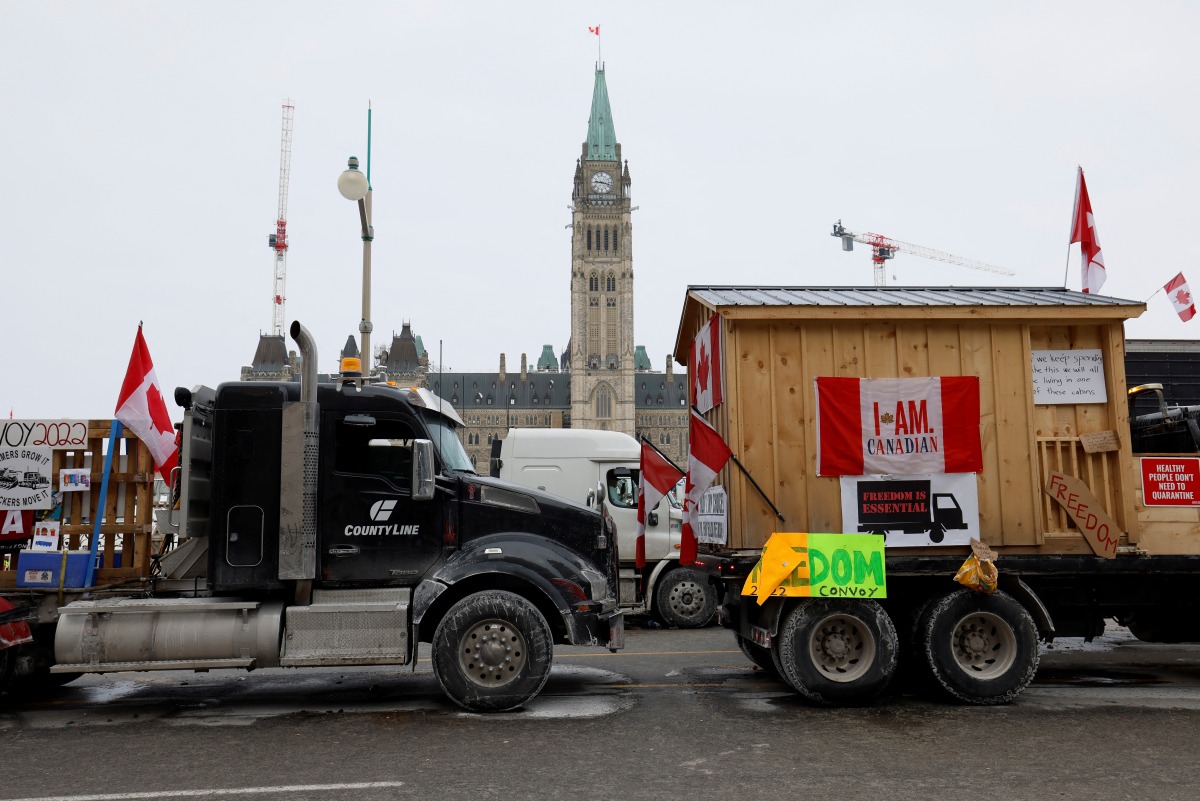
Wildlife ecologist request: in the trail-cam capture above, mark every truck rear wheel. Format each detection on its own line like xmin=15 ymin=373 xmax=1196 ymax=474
xmin=918 ymin=589 xmax=1038 ymax=705
xmin=654 ymin=567 xmax=716 ymax=628
xmin=431 ymin=590 xmax=553 ymax=713
xmin=776 ymin=599 xmax=898 ymax=706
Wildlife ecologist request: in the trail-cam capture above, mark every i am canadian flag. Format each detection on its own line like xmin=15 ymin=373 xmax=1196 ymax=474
xmin=815 ymin=376 xmax=982 ymax=476
xmin=690 ymin=312 xmax=724 ymax=414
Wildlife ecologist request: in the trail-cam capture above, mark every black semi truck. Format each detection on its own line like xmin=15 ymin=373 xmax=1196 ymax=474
xmin=0 ymin=322 xmax=623 ymax=712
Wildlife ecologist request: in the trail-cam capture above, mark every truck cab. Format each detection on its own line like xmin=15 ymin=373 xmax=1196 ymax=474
xmin=491 ymin=428 xmax=715 ymax=627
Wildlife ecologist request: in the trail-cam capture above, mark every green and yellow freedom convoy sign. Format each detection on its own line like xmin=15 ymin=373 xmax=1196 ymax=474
xmin=742 ymin=533 xmax=887 ymax=604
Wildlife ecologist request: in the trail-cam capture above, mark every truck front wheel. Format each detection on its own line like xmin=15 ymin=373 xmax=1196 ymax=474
xmin=918 ymin=589 xmax=1038 ymax=705
xmin=776 ymin=599 xmax=898 ymax=705
xmin=431 ymin=590 xmax=553 ymax=713
xmin=654 ymin=567 xmax=717 ymax=628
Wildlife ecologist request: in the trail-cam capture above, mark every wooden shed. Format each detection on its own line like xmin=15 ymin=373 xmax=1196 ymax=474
xmin=670 ymin=286 xmax=1194 ymax=556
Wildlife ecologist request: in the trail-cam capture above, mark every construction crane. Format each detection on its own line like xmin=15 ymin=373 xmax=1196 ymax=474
xmin=267 ymin=101 xmax=295 ymax=336
xmin=831 ymin=220 xmax=1014 ymax=287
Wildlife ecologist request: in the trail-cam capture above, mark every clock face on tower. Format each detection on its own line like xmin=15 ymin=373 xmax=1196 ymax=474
xmin=590 ymin=171 xmax=614 ymax=193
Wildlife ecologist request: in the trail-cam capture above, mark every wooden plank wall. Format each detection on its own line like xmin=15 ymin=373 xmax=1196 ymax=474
xmin=0 ymin=420 xmax=155 ymax=589
xmin=722 ymin=317 xmax=1133 ymax=552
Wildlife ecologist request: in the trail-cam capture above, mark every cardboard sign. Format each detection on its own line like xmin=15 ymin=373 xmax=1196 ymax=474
xmin=741 ymin=533 xmax=887 ymax=604
xmin=1044 ymin=472 xmax=1120 ymax=558
xmin=1031 ymin=350 xmax=1107 ymax=405
xmin=1080 ymin=430 xmax=1120 ymax=454
xmin=1140 ymin=457 xmax=1200 ymax=506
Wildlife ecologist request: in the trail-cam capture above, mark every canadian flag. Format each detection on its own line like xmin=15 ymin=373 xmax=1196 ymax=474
xmin=589 ymin=25 xmax=600 ymax=35
xmin=690 ymin=312 xmax=724 ymax=414
xmin=815 ymin=376 xmax=982 ymax=477
xmin=1070 ymin=167 xmax=1106 ymax=294
xmin=115 ymin=326 xmax=178 ymax=479
xmin=681 ymin=408 xmax=732 ymax=565
xmin=636 ymin=439 xmax=684 ymax=569
xmin=1164 ymin=273 xmax=1196 ymax=322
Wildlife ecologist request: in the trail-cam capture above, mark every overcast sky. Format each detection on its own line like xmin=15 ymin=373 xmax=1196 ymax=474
xmin=3 ymin=2 xmax=1198 ymax=420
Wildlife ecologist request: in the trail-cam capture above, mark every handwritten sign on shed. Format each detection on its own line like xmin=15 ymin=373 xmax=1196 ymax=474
xmin=1031 ymin=349 xmax=1107 ymax=404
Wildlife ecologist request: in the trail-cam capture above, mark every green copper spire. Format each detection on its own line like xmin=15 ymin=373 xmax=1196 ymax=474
xmin=585 ymin=66 xmax=617 ymax=162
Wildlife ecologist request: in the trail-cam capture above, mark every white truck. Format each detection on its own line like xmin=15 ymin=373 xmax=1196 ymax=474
xmin=491 ymin=428 xmax=715 ymax=627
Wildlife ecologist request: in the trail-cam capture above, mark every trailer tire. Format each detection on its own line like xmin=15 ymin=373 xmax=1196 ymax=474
xmin=654 ymin=567 xmax=716 ymax=628
xmin=736 ymin=636 xmax=781 ymax=679
xmin=919 ymin=589 xmax=1038 ymax=705
xmin=776 ymin=599 xmax=898 ymax=706
xmin=431 ymin=590 xmax=553 ymax=713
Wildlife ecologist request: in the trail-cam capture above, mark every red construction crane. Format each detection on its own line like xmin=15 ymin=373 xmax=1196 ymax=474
xmin=268 ymin=101 xmax=295 ymax=336
xmin=831 ymin=220 xmax=1014 ymax=287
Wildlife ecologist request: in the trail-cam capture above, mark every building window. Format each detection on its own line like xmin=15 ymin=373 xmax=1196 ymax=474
xmin=589 ymin=272 xmax=599 ymax=292
xmin=606 ymin=272 xmax=616 ymax=292
xmin=614 ymin=229 xmax=619 ymax=252
xmin=596 ymin=387 xmax=611 ymax=419
xmin=604 ymin=229 xmax=610 ymax=251
xmin=587 ymin=228 xmax=592 ymax=251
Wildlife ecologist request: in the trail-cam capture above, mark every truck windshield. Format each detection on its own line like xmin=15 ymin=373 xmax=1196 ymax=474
xmin=423 ymin=415 xmax=475 ymax=473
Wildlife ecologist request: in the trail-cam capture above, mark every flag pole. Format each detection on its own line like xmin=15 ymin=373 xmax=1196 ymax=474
xmin=687 ymin=405 xmax=784 ymax=521
xmin=639 ymin=435 xmax=684 ymax=476
xmin=1062 ymin=246 xmax=1073 ymax=289
xmin=729 ymin=453 xmax=785 ymax=523
xmin=1145 ymin=287 xmax=1164 ymax=304
xmin=84 ymin=420 xmax=123 ymax=591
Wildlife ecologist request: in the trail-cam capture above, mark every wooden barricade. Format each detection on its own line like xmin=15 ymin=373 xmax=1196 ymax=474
xmin=0 ymin=420 xmax=156 ymax=590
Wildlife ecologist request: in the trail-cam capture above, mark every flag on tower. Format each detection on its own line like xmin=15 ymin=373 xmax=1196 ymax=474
xmin=636 ymin=439 xmax=684 ymax=569
xmin=682 ymin=408 xmax=733 ymax=565
xmin=1164 ymin=272 xmax=1196 ymax=322
xmin=690 ymin=312 xmax=724 ymax=414
xmin=589 ymin=25 xmax=600 ymax=35
xmin=114 ymin=326 xmax=178 ymax=479
xmin=1069 ymin=167 xmax=1106 ymax=294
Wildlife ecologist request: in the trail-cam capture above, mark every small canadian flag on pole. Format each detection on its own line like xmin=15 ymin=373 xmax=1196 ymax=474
xmin=115 ymin=325 xmax=179 ymax=478
xmin=589 ymin=25 xmax=600 ymax=35
xmin=1164 ymin=273 xmax=1196 ymax=322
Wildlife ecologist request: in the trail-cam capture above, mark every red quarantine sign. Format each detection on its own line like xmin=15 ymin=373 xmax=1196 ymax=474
xmin=1141 ymin=457 xmax=1200 ymax=506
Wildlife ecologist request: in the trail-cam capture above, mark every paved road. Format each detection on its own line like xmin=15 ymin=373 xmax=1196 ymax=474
xmin=1 ymin=621 xmax=1198 ymax=801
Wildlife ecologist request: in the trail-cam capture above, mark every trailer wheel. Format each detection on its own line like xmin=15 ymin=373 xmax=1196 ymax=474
xmin=919 ymin=589 xmax=1038 ymax=705
xmin=431 ymin=590 xmax=553 ymax=713
xmin=776 ymin=599 xmax=898 ymax=706
xmin=736 ymin=636 xmax=781 ymax=679
xmin=654 ymin=567 xmax=716 ymax=628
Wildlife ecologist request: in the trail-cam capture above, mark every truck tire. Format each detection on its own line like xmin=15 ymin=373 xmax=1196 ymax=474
xmin=654 ymin=567 xmax=716 ymax=628
xmin=736 ymin=635 xmax=781 ymax=679
xmin=918 ymin=589 xmax=1038 ymax=705
xmin=431 ymin=590 xmax=553 ymax=713
xmin=776 ymin=599 xmax=898 ymax=706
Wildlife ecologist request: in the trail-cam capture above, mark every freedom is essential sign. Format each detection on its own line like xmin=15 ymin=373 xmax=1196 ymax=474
xmin=814 ymin=376 xmax=982 ymax=477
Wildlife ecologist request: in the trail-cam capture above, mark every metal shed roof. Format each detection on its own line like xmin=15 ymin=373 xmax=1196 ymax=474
xmin=675 ymin=286 xmax=1147 ymax=363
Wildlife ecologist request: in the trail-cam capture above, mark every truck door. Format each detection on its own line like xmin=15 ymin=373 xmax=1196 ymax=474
xmin=319 ymin=412 xmax=443 ymax=585
xmin=605 ymin=467 xmax=674 ymax=564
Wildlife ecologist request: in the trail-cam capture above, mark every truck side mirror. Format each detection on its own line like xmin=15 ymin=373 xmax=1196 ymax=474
xmin=585 ymin=488 xmax=596 ymax=508
xmin=412 ymin=439 xmax=436 ymax=501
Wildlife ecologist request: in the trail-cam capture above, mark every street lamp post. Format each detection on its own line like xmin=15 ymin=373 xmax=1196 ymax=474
xmin=338 ymin=155 xmax=373 ymax=376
